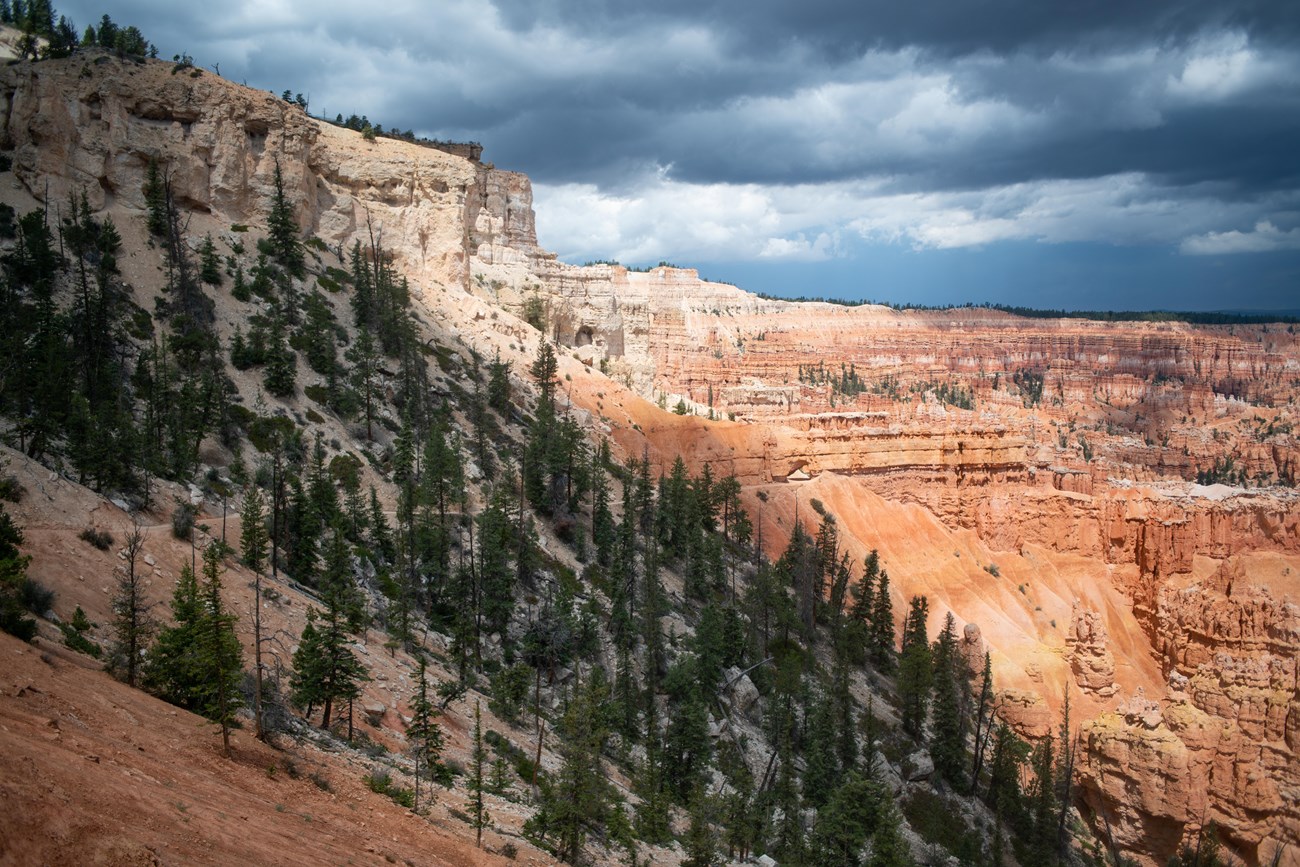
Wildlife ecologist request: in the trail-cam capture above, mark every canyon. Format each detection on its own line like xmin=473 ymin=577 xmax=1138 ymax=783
xmin=2 ymin=48 xmax=1299 ymax=866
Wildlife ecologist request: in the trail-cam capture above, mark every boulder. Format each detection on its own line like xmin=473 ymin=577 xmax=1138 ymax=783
xmin=902 ymin=750 xmax=934 ymax=781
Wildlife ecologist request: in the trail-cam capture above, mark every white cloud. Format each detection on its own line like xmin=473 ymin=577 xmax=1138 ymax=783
xmin=1165 ymin=31 xmax=1286 ymax=101
xmin=537 ymin=170 xmax=1294 ymax=263
xmin=1180 ymin=221 xmax=1300 ymax=254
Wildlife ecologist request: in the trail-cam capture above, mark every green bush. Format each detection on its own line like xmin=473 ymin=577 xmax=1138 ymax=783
xmin=364 ymin=769 xmax=414 ymax=808
xmin=79 ymin=527 xmax=114 ymax=550
xmin=248 ymin=414 xmax=297 ymax=453
xmin=20 ymin=577 xmax=55 ymax=616
xmin=60 ymin=606 xmax=101 ymax=658
xmin=171 ymin=501 xmax=198 ymax=539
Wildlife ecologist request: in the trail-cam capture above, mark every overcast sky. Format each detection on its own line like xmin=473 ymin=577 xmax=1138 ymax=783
xmin=59 ymin=1 xmax=1300 ymax=310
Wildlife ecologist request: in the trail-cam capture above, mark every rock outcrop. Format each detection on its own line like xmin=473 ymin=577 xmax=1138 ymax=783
xmin=1069 ymin=605 xmax=1119 ymax=696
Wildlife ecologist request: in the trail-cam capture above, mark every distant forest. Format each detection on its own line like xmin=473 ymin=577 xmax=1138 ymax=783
xmin=753 ymin=292 xmax=1300 ymax=325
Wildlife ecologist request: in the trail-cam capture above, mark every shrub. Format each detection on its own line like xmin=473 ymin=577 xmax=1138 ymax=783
xmin=364 ymin=769 xmax=414 ymax=808
xmin=484 ymin=729 xmax=535 ymax=783
xmin=20 ymin=577 xmax=55 ymax=616
xmin=61 ymin=606 xmax=101 ymax=657
xmin=984 ymin=563 xmax=1000 ymax=578
xmin=171 ymin=501 xmax=198 ymax=540
xmin=0 ymin=473 xmax=22 ymax=503
xmin=79 ymin=527 xmax=114 ymax=550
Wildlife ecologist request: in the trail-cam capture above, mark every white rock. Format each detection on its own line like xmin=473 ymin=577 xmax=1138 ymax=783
xmin=903 ymin=749 xmax=934 ymax=781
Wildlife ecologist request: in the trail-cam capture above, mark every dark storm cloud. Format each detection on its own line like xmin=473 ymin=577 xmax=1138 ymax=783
xmin=493 ymin=0 xmax=1300 ymax=57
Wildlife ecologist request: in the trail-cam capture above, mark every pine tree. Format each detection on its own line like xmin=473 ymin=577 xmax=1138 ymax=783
xmin=145 ymin=563 xmax=203 ymax=706
xmin=832 ymin=658 xmax=858 ymax=775
xmin=969 ymin=651 xmax=995 ymax=794
xmin=869 ymin=569 xmax=895 ymax=673
xmin=681 ymin=785 xmax=718 ymax=867
xmin=321 ymin=524 xmax=366 ymax=633
xmin=240 ymin=485 xmax=269 ymax=740
xmin=240 ymin=485 xmax=269 ymax=572
xmin=346 ymin=326 xmax=381 ymax=440
xmin=487 ymin=349 xmax=512 ymax=413
xmin=803 ymin=690 xmax=841 ymax=807
xmin=143 ymin=157 xmax=168 ymax=237
xmin=984 ymin=723 xmax=1028 ymax=819
xmin=1027 ymin=734 xmax=1058 ymax=865
xmin=196 ymin=541 xmax=243 ymax=756
xmin=267 ymin=160 xmax=304 ymax=276
xmin=198 ymin=234 xmax=222 ymax=285
xmin=263 ymin=306 xmax=297 ymax=397
xmin=1054 ymin=688 xmax=1075 ymax=857
xmin=290 ymin=584 xmax=368 ymax=732
xmin=897 ymin=595 xmax=931 ymax=739
xmin=528 ymin=672 xmax=616 ymax=863
xmin=929 ymin=611 xmax=967 ymax=786
xmin=810 ymin=772 xmax=888 ymax=867
xmin=107 ymin=520 xmax=154 ymax=686
xmin=868 ymin=796 xmax=915 ymax=867
xmin=466 ymin=699 xmax=491 ymax=847
xmin=407 ymin=657 xmax=447 ymax=812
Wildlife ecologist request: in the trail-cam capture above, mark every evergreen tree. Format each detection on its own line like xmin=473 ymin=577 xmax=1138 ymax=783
xmin=810 ymin=773 xmax=889 ymax=867
xmin=407 ymin=657 xmax=447 ymax=811
xmin=196 ymin=541 xmax=243 ymax=756
xmin=346 ymin=325 xmax=381 ymax=440
xmin=1027 ymin=734 xmax=1058 ymax=865
xmin=970 ymin=651 xmax=995 ymax=794
xmin=263 ymin=306 xmax=297 ymax=397
xmin=663 ymin=693 xmax=711 ymax=802
xmin=143 ymin=157 xmax=168 ymax=237
xmin=528 ymin=672 xmax=617 ymax=863
xmin=107 ymin=521 xmax=154 ymax=686
xmin=487 ymin=349 xmax=512 ymax=413
xmin=198 ymin=234 xmax=222 ymax=285
xmin=681 ymin=786 xmax=718 ymax=867
xmin=868 ymin=796 xmax=915 ymax=867
xmin=984 ymin=723 xmax=1029 ymax=822
xmin=465 ymin=699 xmax=491 ymax=847
xmin=321 ymin=523 xmax=366 ymax=633
xmin=267 ymin=160 xmax=304 ymax=276
xmin=869 ymin=569 xmax=895 ymax=673
xmin=240 ymin=485 xmax=269 ymax=572
xmin=240 ymin=484 xmax=270 ymax=740
xmin=929 ymin=611 xmax=967 ymax=786
xmin=832 ymin=658 xmax=858 ymax=774
xmin=145 ymin=563 xmax=203 ymax=706
xmin=1055 ymin=688 xmax=1076 ymax=857
xmin=897 ymin=595 xmax=931 ymax=739
xmin=290 ymin=580 xmax=368 ymax=731
xmin=803 ymin=690 xmax=841 ymax=807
